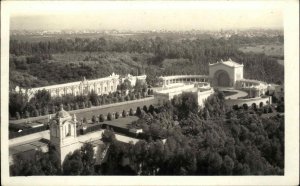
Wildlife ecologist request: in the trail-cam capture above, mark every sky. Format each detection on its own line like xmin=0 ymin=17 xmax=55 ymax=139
xmin=8 ymin=1 xmax=284 ymax=31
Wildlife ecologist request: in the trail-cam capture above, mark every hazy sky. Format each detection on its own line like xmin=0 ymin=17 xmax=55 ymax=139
xmin=8 ymin=1 xmax=283 ymax=31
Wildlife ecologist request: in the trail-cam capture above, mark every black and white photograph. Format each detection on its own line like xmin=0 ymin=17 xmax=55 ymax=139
xmin=1 ymin=1 xmax=299 ymax=185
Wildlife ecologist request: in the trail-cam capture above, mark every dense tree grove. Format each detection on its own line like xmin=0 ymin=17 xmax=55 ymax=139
xmin=10 ymin=91 xmax=284 ymax=175
xmin=9 ymin=83 xmax=150 ymax=119
xmin=9 ymin=33 xmax=284 ymax=176
xmin=9 ymin=35 xmax=283 ymax=89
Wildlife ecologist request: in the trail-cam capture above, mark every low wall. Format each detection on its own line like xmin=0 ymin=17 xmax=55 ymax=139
xmin=197 ymin=89 xmax=214 ymax=107
xmin=225 ymin=96 xmax=272 ymax=107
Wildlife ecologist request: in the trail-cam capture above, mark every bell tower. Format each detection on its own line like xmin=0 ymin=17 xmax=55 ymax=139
xmin=49 ymin=105 xmax=80 ymax=164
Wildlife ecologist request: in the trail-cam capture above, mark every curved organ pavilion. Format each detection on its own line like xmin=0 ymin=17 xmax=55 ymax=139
xmin=155 ymin=58 xmax=272 ymax=107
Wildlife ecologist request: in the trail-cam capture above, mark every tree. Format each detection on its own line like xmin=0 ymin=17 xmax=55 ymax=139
xmin=82 ymin=102 xmax=86 ymax=109
xmin=137 ymin=92 xmax=141 ymax=99
xmin=222 ymin=155 xmax=234 ymax=175
xmin=115 ymin=112 xmax=120 ymax=119
xmin=129 ymin=108 xmax=134 ymax=116
xmin=9 ymin=92 xmax=28 ymax=118
xmin=34 ymin=89 xmax=51 ymax=108
xmin=66 ymin=104 xmax=71 ymax=111
xmin=119 ymin=79 xmax=132 ymax=91
xmin=122 ymin=110 xmax=127 ymax=117
xmin=148 ymin=105 xmax=155 ymax=114
xmin=107 ymin=112 xmax=113 ymax=121
xmin=42 ymin=107 xmax=49 ymax=115
xmin=63 ymin=150 xmax=83 ymax=175
xmin=33 ymin=109 xmax=40 ymax=117
xmin=83 ymin=117 xmax=88 ymax=124
xmin=259 ymin=102 xmax=264 ymax=108
xmin=102 ymin=128 xmax=116 ymax=143
xmin=74 ymin=103 xmax=79 ymax=110
xmin=232 ymin=105 xmax=239 ymax=110
xmin=99 ymin=114 xmax=105 ymax=122
xmin=252 ymin=103 xmax=257 ymax=111
xmin=15 ymin=112 xmax=21 ymax=119
xmin=88 ymin=101 xmax=92 ymax=108
xmin=136 ymin=107 xmax=142 ymax=116
xmin=92 ymin=115 xmax=97 ymax=123
xmin=242 ymin=104 xmax=248 ymax=110
xmin=177 ymin=92 xmax=198 ymax=119
xmin=143 ymin=105 xmax=148 ymax=113
xmin=89 ymin=90 xmax=98 ymax=106
xmin=132 ymin=94 xmax=136 ymax=100
xmin=81 ymin=143 xmax=95 ymax=175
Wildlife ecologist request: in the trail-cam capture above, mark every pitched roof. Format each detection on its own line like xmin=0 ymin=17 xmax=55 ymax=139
xmin=209 ymin=59 xmax=243 ymax=68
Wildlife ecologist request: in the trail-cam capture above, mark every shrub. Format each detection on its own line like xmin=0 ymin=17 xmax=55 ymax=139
xmin=259 ymin=102 xmax=264 ymax=108
xmin=88 ymin=101 xmax=92 ymax=108
xmin=82 ymin=102 xmax=86 ymax=109
xmin=252 ymin=103 xmax=257 ymax=111
xmin=242 ymin=104 xmax=248 ymax=110
xmin=83 ymin=117 xmax=88 ymax=124
xmin=107 ymin=112 xmax=113 ymax=121
xmin=142 ymin=91 xmax=147 ymax=98
xmin=136 ymin=107 xmax=142 ymax=116
xmin=66 ymin=104 xmax=71 ymax=111
xmin=102 ymin=129 xmax=115 ymax=143
xmin=122 ymin=110 xmax=127 ymax=117
xmin=33 ymin=109 xmax=40 ymax=117
xmin=263 ymin=107 xmax=268 ymax=114
xmin=148 ymin=105 xmax=155 ymax=114
xmin=99 ymin=114 xmax=105 ymax=122
xmin=232 ymin=105 xmax=239 ymax=110
xmin=51 ymin=106 xmax=56 ymax=114
xmin=115 ymin=112 xmax=120 ymax=119
xmin=92 ymin=115 xmax=97 ymax=123
xmin=137 ymin=92 xmax=141 ymax=99
xmin=74 ymin=103 xmax=79 ymax=110
xmin=268 ymin=106 xmax=273 ymax=113
xmin=42 ymin=107 xmax=49 ymax=115
xmin=129 ymin=108 xmax=134 ymax=116
xmin=143 ymin=105 xmax=148 ymax=113
xmin=15 ymin=112 xmax=21 ymax=120
xmin=132 ymin=94 xmax=136 ymax=100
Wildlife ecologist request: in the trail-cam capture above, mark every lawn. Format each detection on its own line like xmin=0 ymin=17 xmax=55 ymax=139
xmin=239 ymin=44 xmax=284 ymax=57
xmin=86 ymin=116 xmax=139 ymax=129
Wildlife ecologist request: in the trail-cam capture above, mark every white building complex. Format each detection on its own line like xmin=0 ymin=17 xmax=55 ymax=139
xmin=15 ymin=73 xmax=147 ymax=100
xmin=154 ymin=59 xmax=273 ymax=107
xmin=121 ymin=74 xmax=147 ymax=87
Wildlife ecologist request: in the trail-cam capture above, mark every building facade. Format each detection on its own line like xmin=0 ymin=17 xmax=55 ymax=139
xmin=121 ymin=74 xmax=147 ymax=87
xmin=209 ymin=58 xmax=244 ymax=87
xmin=155 ymin=59 xmax=271 ymax=107
xmin=16 ymin=73 xmax=121 ymax=100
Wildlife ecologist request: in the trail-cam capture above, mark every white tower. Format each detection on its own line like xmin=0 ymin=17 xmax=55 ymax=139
xmin=50 ymin=105 xmax=79 ymax=164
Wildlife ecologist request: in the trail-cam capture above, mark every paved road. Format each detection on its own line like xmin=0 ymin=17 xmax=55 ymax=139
xmin=10 ymin=97 xmax=157 ymax=126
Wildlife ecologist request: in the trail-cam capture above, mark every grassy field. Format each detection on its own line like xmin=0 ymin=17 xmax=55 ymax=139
xmin=239 ymin=44 xmax=284 ymax=57
xmin=86 ymin=116 xmax=139 ymax=129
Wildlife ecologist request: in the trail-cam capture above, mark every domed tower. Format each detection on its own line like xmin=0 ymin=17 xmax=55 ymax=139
xmin=50 ymin=105 xmax=79 ymax=164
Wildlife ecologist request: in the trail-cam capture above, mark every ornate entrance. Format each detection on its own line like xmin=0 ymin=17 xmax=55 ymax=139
xmin=214 ymin=70 xmax=230 ymax=87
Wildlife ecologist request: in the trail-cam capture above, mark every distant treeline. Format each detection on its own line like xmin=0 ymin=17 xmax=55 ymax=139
xmin=9 ymin=35 xmax=284 ymax=89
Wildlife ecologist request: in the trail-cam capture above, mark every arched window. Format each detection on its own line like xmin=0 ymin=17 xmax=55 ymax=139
xmin=66 ymin=124 xmax=71 ymax=137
